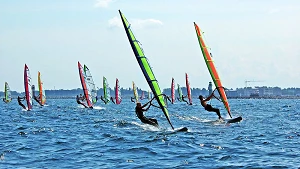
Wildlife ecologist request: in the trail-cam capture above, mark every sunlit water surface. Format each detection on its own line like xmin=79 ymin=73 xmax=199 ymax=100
xmin=0 ymin=99 xmax=299 ymax=168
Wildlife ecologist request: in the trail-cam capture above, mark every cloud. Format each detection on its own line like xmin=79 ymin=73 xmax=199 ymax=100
xmin=94 ymin=0 xmax=112 ymax=8
xmin=108 ymin=16 xmax=122 ymax=28
xmin=108 ymin=17 xmax=163 ymax=29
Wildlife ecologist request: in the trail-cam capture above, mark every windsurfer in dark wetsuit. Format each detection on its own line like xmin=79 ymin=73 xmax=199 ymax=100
xmin=33 ymin=95 xmax=43 ymax=106
xmin=135 ymin=98 xmax=158 ymax=127
xmin=181 ymin=95 xmax=189 ymax=104
xmin=199 ymin=90 xmax=223 ymax=120
xmin=110 ymin=96 xmax=115 ymax=104
xmin=131 ymin=97 xmax=135 ymax=103
xmin=76 ymin=94 xmax=88 ymax=108
xmin=100 ymin=96 xmax=108 ymax=104
xmin=17 ymin=96 xmax=27 ymax=110
xmin=165 ymin=95 xmax=172 ymax=104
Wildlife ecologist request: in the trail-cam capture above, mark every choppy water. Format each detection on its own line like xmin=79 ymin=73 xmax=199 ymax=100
xmin=0 ymin=98 xmax=299 ymax=168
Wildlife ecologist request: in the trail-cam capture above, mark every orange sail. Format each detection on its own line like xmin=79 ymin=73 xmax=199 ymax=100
xmin=194 ymin=22 xmax=232 ymax=118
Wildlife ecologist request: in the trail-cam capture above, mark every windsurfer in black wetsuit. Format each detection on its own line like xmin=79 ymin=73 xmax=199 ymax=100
xmin=17 ymin=96 xmax=27 ymax=110
xmin=100 ymin=96 xmax=108 ymax=104
xmin=32 ymin=85 xmax=43 ymax=106
xmin=76 ymin=95 xmax=88 ymax=108
xmin=199 ymin=90 xmax=223 ymax=120
xmin=135 ymin=97 xmax=158 ymax=127
xmin=33 ymin=95 xmax=43 ymax=106
xmin=110 ymin=96 xmax=115 ymax=104
xmin=181 ymin=95 xmax=189 ymax=104
xmin=165 ymin=95 xmax=172 ymax=104
xmin=131 ymin=97 xmax=135 ymax=103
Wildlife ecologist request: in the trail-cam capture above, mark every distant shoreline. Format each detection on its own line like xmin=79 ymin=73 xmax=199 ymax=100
xmin=9 ymin=96 xmax=300 ymax=99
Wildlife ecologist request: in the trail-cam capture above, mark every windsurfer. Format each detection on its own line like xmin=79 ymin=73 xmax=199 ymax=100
xmin=165 ymin=95 xmax=172 ymax=103
xmin=110 ymin=97 xmax=115 ymax=104
xmin=76 ymin=95 xmax=88 ymax=108
xmin=198 ymin=90 xmax=223 ymax=120
xmin=79 ymin=94 xmax=85 ymax=101
xmin=181 ymin=95 xmax=189 ymax=104
xmin=17 ymin=96 xmax=27 ymax=110
xmin=100 ymin=96 xmax=108 ymax=104
xmin=33 ymin=95 xmax=43 ymax=106
xmin=135 ymin=98 xmax=158 ymax=127
xmin=3 ymin=98 xmax=8 ymax=103
xmin=130 ymin=97 xmax=135 ymax=103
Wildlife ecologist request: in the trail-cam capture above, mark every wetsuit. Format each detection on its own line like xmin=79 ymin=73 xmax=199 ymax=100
xmin=34 ymin=95 xmax=43 ymax=106
xmin=18 ymin=96 xmax=27 ymax=110
xmin=110 ymin=97 xmax=115 ymax=104
xmin=182 ymin=95 xmax=189 ymax=104
xmin=100 ymin=96 xmax=108 ymax=104
xmin=131 ymin=97 xmax=135 ymax=103
xmin=76 ymin=95 xmax=87 ymax=108
xmin=204 ymin=104 xmax=221 ymax=119
xmin=135 ymin=106 xmax=158 ymax=127
xmin=76 ymin=95 xmax=81 ymax=104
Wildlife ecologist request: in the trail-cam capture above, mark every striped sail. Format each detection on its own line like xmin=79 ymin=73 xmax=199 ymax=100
xmin=3 ymin=82 xmax=12 ymax=103
xmin=185 ymin=73 xmax=192 ymax=104
xmin=38 ymin=72 xmax=46 ymax=105
xmin=194 ymin=22 xmax=232 ymax=118
xmin=83 ymin=65 xmax=97 ymax=104
xmin=115 ymin=78 xmax=122 ymax=104
xmin=103 ymin=76 xmax=110 ymax=104
xmin=24 ymin=64 xmax=32 ymax=110
xmin=132 ymin=81 xmax=139 ymax=102
xmin=171 ymin=78 xmax=175 ymax=103
xmin=177 ymin=84 xmax=183 ymax=101
xmin=119 ymin=10 xmax=174 ymax=129
xmin=78 ymin=62 xmax=93 ymax=108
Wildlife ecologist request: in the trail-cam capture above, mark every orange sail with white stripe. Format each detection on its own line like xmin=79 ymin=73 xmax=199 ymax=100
xmin=194 ymin=22 xmax=232 ymax=118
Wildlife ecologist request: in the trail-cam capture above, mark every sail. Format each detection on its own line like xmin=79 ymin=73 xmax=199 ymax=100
xmin=83 ymin=65 xmax=97 ymax=104
xmin=132 ymin=81 xmax=139 ymax=102
xmin=148 ymin=90 xmax=152 ymax=100
xmin=177 ymin=84 xmax=183 ymax=101
xmin=37 ymin=72 xmax=46 ymax=105
xmin=78 ymin=62 xmax=93 ymax=107
xmin=140 ymin=91 xmax=145 ymax=100
xmin=24 ymin=64 xmax=32 ymax=110
xmin=115 ymin=78 xmax=122 ymax=104
xmin=171 ymin=78 xmax=175 ymax=103
xmin=194 ymin=22 xmax=232 ymax=118
xmin=3 ymin=82 xmax=12 ymax=103
xmin=103 ymin=76 xmax=110 ymax=104
xmin=119 ymin=10 xmax=174 ymax=129
xmin=185 ymin=73 xmax=192 ymax=104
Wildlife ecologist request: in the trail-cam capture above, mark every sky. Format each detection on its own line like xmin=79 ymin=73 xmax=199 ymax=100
xmin=0 ymin=0 xmax=300 ymax=92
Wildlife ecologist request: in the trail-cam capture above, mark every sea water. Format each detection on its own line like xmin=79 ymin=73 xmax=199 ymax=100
xmin=0 ymin=99 xmax=299 ymax=168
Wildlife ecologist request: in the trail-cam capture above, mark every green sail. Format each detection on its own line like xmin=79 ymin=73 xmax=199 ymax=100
xmin=119 ymin=10 xmax=174 ymax=129
xmin=103 ymin=76 xmax=110 ymax=104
